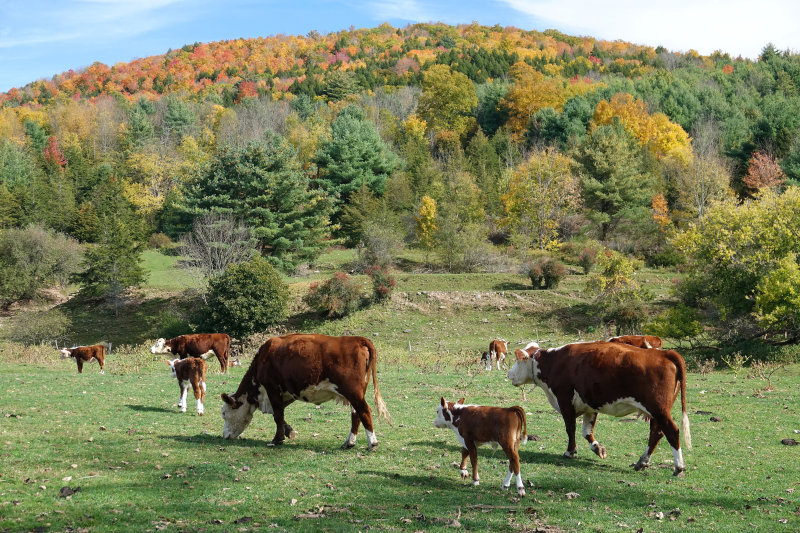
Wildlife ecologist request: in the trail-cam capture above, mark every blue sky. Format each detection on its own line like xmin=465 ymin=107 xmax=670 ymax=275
xmin=2 ymin=0 xmax=800 ymax=93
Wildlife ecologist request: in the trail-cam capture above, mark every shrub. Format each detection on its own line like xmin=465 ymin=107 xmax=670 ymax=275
xmin=199 ymin=256 xmax=289 ymax=339
xmin=148 ymin=232 xmax=173 ymax=250
xmin=521 ymin=256 xmax=567 ymax=289
xmin=303 ymin=272 xmax=363 ymax=317
xmin=578 ymin=247 xmax=597 ymax=274
xmin=366 ymin=265 xmax=396 ymax=302
xmin=647 ymin=303 xmax=703 ymax=343
xmin=4 ymin=309 xmax=71 ymax=346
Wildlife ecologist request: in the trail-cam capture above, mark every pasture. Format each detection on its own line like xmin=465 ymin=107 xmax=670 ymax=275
xmin=1 ymin=249 xmax=799 ymax=531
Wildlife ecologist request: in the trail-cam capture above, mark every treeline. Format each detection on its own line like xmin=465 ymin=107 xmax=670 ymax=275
xmin=2 ymin=23 xmax=800 ymax=349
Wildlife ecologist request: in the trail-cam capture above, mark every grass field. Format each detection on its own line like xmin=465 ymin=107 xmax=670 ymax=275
xmin=1 ymin=249 xmax=799 ymax=531
xmin=1 ymin=356 xmax=798 ymax=532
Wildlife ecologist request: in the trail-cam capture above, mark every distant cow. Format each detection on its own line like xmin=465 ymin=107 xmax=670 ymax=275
xmin=434 ymin=397 xmax=528 ymax=496
xmin=221 ymin=334 xmax=391 ymax=450
xmin=166 ymin=358 xmax=207 ymax=415
xmin=508 ymin=341 xmax=691 ymax=476
xmin=608 ymin=335 xmax=663 ymax=349
xmin=486 ymin=339 xmax=508 ymax=370
xmin=151 ymin=333 xmax=231 ymax=373
xmin=60 ymin=344 xmax=106 ymax=374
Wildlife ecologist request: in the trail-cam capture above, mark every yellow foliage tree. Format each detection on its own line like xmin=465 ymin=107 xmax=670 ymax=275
xmin=501 ymin=62 xmax=565 ymax=138
xmin=415 ymin=195 xmax=438 ymax=260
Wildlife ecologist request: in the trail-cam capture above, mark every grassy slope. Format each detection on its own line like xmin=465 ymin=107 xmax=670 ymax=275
xmin=1 ymin=250 xmax=799 ymax=531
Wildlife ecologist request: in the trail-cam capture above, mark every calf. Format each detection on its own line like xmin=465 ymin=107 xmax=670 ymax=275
xmin=434 ymin=397 xmax=528 ymax=496
xmin=151 ymin=333 xmax=231 ymax=373
xmin=487 ymin=339 xmax=508 ymax=370
xmin=60 ymin=344 xmax=106 ymax=374
xmin=166 ymin=358 xmax=207 ymax=415
xmin=608 ymin=335 xmax=663 ymax=349
xmin=508 ymin=341 xmax=691 ymax=476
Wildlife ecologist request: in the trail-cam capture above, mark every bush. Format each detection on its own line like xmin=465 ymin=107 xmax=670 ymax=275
xmin=647 ymin=303 xmax=703 ymax=342
xmin=199 ymin=256 xmax=289 ymax=339
xmin=521 ymin=256 xmax=567 ymax=289
xmin=148 ymin=232 xmax=173 ymax=250
xmin=303 ymin=272 xmax=363 ymax=317
xmin=578 ymin=248 xmax=597 ymax=275
xmin=5 ymin=309 xmax=71 ymax=346
xmin=366 ymin=265 xmax=396 ymax=302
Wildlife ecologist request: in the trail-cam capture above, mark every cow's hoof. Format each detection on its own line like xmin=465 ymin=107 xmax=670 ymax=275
xmin=460 ymin=469 xmax=469 ymax=479
xmin=501 ymin=484 xmax=510 ymax=491
xmin=593 ymin=444 xmax=607 ymax=459
xmin=367 ymin=443 xmax=378 ymax=452
xmin=563 ymin=450 xmax=576 ymax=459
xmin=341 ymin=441 xmax=356 ymax=450
xmin=472 ymin=480 xmax=480 ymax=487
xmin=197 ymin=412 xmax=204 ymax=416
xmin=673 ymin=468 xmax=686 ymax=477
xmin=633 ymin=460 xmax=650 ymax=471
xmin=270 ymin=439 xmax=285 ymax=447
xmin=517 ymin=489 xmax=526 ymax=497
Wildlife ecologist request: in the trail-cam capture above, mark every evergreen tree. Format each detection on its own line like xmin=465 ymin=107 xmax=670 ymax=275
xmin=313 ymin=105 xmax=397 ymax=209
xmin=181 ymin=133 xmax=333 ymax=272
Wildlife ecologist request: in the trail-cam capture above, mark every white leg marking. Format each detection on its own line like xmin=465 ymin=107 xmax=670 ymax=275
xmin=502 ymin=470 xmax=513 ymax=489
xmin=196 ymin=397 xmax=204 ymax=415
xmin=581 ymin=415 xmax=594 ymax=439
xmin=202 ymin=381 xmax=206 ymax=392
xmin=516 ymin=470 xmax=525 ymax=496
xmin=460 ymin=468 xmax=469 ymax=478
xmin=344 ymin=432 xmax=357 ymax=447
xmin=366 ymin=429 xmax=378 ymax=449
xmin=672 ymin=446 xmax=685 ymax=470
xmin=179 ymin=383 xmax=188 ymax=412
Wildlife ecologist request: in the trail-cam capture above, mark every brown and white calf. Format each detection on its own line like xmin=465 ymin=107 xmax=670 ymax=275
xmin=151 ymin=333 xmax=231 ymax=373
xmin=434 ymin=397 xmax=528 ymax=496
xmin=608 ymin=335 xmax=663 ymax=349
xmin=486 ymin=339 xmax=508 ymax=370
xmin=508 ymin=340 xmax=691 ymax=476
xmin=221 ymin=334 xmax=391 ymax=450
xmin=60 ymin=344 xmax=106 ymax=374
xmin=166 ymin=358 xmax=207 ymax=415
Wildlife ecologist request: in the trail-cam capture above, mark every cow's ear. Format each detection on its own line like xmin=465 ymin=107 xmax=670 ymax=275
xmin=456 ymin=398 xmax=465 ymax=405
xmin=515 ymin=348 xmax=528 ymax=361
xmin=221 ymin=393 xmax=241 ymax=408
xmin=440 ymin=396 xmax=446 ymax=407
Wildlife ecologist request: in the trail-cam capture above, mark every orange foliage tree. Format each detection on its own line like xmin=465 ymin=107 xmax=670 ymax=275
xmin=742 ymin=151 xmax=786 ymax=193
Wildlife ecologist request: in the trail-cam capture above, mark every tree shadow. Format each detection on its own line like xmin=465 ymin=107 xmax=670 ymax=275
xmin=492 ymin=281 xmax=532 ymax=291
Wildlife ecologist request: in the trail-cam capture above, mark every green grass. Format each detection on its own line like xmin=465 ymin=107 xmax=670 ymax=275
xmin=1 ymin=357 xmax=799 ymax=532
xmin=141 ymin=250 xmax=199 ymax=291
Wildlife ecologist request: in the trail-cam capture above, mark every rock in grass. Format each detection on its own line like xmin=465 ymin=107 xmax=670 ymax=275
xmin=780 ymin=438 xmax=798 ymax=446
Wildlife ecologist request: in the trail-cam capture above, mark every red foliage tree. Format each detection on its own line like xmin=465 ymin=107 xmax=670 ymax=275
xmin=43 ymin=136 xmax=67 ymax=168
xmin=742 ymin=151 xmax=785 ymax=193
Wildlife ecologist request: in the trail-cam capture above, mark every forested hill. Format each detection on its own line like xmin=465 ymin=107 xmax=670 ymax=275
xmin=1 ymin=23 xmax=662 ymax=106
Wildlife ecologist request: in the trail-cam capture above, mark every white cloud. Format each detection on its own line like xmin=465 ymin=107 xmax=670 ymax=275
xmin=499 ymin=0 xmax=800 ymax=59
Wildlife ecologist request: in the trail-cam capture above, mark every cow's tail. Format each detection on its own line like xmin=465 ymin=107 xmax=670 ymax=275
xmin=366 ymin=340 xmax=392 ymax=426
xmin=511 ymin=406 xmax=528 ymax=445
xmin=669 ymin=350 xmax=692 ymax=451
xmin=222 ymin=334 xmax=232 ymax=372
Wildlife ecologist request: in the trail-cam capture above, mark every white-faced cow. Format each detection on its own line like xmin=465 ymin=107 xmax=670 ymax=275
xmin=220 ymin=334 xmax=391 ymax=450
xmin=166 ymin=358 xmax=207 ymax=415
xmin=60 ymin=345 xmax=106 ymax=374
xmin=486 ymin=339 xmax=508 ymax=370
xmin=508 ymin=341 xmax=691 ymax=476
xmin=434 ymin=397 xmax=528 ymax=496
xmin=151 ymin=333 xmax=231 ymax=373
xmin=608 ymin=334 xmax=663 ymax=349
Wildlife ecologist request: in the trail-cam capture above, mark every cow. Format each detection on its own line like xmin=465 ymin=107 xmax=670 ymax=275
xmin=507 ymin=341 xmax=692 ymax=476
xmin=434 ymin=397 xmax=528 ymax=496
xmin=608 ymin=335 xmax=663 ymax=349
xmin=486 ymin=339 xmax=508 ymax=370
xmin=165 ymin=358 xmax=208 ymax=415
xmin=150 ymin=333 xmax=231 ymax=373
xmin=60 ymin=344 xmax=106 ymax=374
xmin=220 ymin=334 xmax=391 ymax=450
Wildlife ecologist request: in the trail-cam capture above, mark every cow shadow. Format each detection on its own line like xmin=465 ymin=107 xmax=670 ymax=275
xmin=164 ymin=433 xmax=368 ymax=454
xmin=126 ymin=404 xmax=173 ymax=414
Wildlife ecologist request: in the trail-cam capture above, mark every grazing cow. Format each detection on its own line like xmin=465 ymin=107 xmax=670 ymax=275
xmin=60 ymin=344 xmax=106 ymax=374
xmin=486 ymin=339 xmax=508 ymax=370
xmin=165 ymin=358 xmax=207 ymax=415
xmin=434 ymin=397 xmax=528 ymax=496
xmin=220 ymin=334 xmax=391 ymax=450
xmin=608 ymin=335 xmax=663 ymax=349
xmin=507 ymin=341 xmax=691 ymax=476
xmin=150 ymin=333 xmax=231 ymax=373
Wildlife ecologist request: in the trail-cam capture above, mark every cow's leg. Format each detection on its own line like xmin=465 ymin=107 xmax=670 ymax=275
xmin=489 ymin=350 xmax=496 ymax=371
xmin=216 ymin=351 xmax=227 ymax=374
xmin=560 ymin=401 xmax=579 ymax=458
xmin=582 ymin=412 xmax=607 ymax=458
xmin=653 ymin=411 xmax=685 ymax=476
xmin=179 ymin=381 xmax=189 ymax=412
xmin=283 ymin=423 xmax=296 ymax=440
xmin=344 ymin=397 xmax=377 ymax=450
xmin=268 ymin=392 xmax=288 ymax=445
xmin=501 ymin=441 xmax=526 ymax=496
xmin=465 ymin=440 xmax=480 ymax=486
xmin=97 ymin=356 xmax=105 ymax=375
xmin=459 ymin=448 xmax=470 ymax=479
xmin=342 ymin=407 xmax=360 ymax=449
xmin=635 ymin=418 xmax=662 ymax=471
xmin=192 ymin=381 xmax=204 ymax=416
xmin=76 ymin=359 xmax=83 ymax=373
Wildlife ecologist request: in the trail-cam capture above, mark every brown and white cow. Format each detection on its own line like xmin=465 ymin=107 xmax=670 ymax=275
xmin=60 ymin=344 xmax=106 ymax=374
xmin=508 ymin=341 xmax=691 ymax=476
xmin=608 ymin=335 xmax=663 ymax=349
xmin=434 ymin=397 xmax=528 ymax=496
xmin=220 ymin=334 xmax=391 ymax=450
xmin=166 ymin=358 xmax=207 ymax=415
xmin=151 ymin=333 xmax=231 ymax=373
xmin=486 ymin=339 xmax=508 ymax=370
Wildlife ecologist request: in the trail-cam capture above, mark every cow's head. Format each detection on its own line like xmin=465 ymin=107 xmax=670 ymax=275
xmin=433 ymin=397 xmax=464 ymax=429
xmin=59 ymin=348 xmax=72 ymax=358
xmin=507 ymin=343 xmax=539 ymax=387
xmin=150 ymin=338 xmax=170 ymax=354
xmin=165 ymin=358 xmax=179 ymax=378
xmin=221 ymin=393 xmax=257 ymax=439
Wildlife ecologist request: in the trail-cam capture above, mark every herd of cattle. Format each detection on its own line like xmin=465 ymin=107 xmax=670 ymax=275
xmin=58 ymin=332 xmax=691 ymax=496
